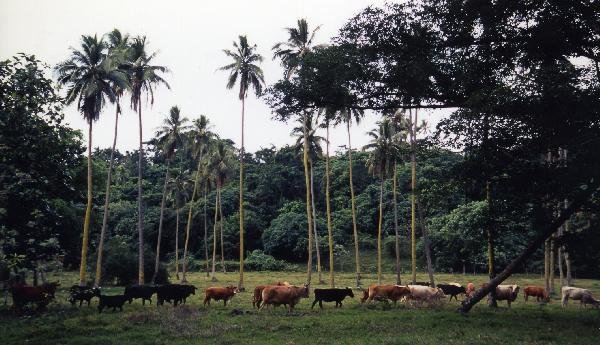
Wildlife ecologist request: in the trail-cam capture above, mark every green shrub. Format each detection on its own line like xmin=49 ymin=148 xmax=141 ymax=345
xmin=245 ymin=250 xmax=288 ymax=271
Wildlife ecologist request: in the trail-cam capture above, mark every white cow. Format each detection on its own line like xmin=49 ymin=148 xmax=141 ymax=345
xmin=406 ymin=285 xmax=445 ymax=303
xmin=561 ymin=286 xmax=598 ymax=308
xmin=495 ymin=285 xmax=520 ymax=307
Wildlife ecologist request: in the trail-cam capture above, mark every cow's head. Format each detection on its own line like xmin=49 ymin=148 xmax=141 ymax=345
xmin=226 ymin=285 xmax=238 ymax=294
xmin=300 ymin=284 xmax=310 ymax=298
xmin=345 ymin=287 xmax=355 ymax=298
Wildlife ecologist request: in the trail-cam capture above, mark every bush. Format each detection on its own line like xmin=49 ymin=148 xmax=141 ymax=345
xmin=244 ymin=250 xmax=288 ymax=271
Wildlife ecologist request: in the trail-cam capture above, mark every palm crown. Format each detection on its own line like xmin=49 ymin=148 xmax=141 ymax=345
xmin=273 ymin=19 xmax=322 ymax=79
xmin=219 ymin=35 xmax=265 ymax=100
xmin=364 ymin=117 xmax=402 ymax=179
xmin=292 ymin=112 xmax=325 ymax=162
xmin=155 ymin=106 xmax=191 ymax=161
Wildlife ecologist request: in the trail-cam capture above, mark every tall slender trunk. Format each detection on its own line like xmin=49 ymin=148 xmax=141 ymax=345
xmin=95 ymin=105 xmax=119 ymax=287
xmin=137 ymin=100 xmax=145 ymax=285
xmin=219 ymin=186 xmax=225 ymax=273
xmin=416 ymin=197 xmax=435 ymax=287
xmin=79 ymin=120 xmax=93 ymax=287
xmin=347 ymin=118 xmax=361 ymax=287
xmin=393 ymin=163 xmax=401 ymax=285
xmin=549 ymin=237 xmax=555 ymax=295
xmin=377 ymin=174 xmax=384 ymax=284
xmin=204 ymin=183 xmax=210 ymax=277
xmin=563 ymin=198 xmax=573 ymax=286
xmin=410 ymin=108 xmax=417 ymax=284
xmin=303 ymin=113 xmax=314 ymax=285
xmin=325 ymin=124 xmax=335 ymax=288
xmin=175 ymin=198 xmax=180 ymax=280
xmin=544 ymin=239 xmax=550 ymax=292
xmin=558 ymin=229 xmax=564 ymax=287
xmin=182 ymin=158 xmax=202 ymax=282
xmin=310 ymin=160 xmax=323 ymax=284
xmin=486 ymin=180 xmax=497 ymax=307
xmin=211 ymin=185 xmax=219 ymax=281
xmin=152 ymin=159 xmax=170 ymax=283
xmin=238 ymin=98 xmax=245 ymax=290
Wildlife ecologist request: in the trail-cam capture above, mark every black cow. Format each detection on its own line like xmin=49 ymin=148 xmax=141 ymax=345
xmin=311 ymin=288 xmax=354 ymax=309
xmin=156 ymin=284 xmax=197 ymax=306
xmin=98 ymin=294 xmax=128 ymax=313
xmin=69 ymin=285 xmax=101 ymax=307
xmin=437 ymin=284 xmax=466 ymax=301
xmin=124 ymin=285 xmax=157 ymax=305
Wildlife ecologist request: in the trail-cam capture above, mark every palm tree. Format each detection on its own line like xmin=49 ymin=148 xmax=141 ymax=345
xmin=126 ymin=36 xmax=170 ymax=284
xmin=364 ymin=118 xmax=399 ymax=284
xmin=182 ymin=116 xmax=212 ymax=282
xmin=94 ymin=29 xmax=131 ymax=287
xmin=219 ymin=35 xmax=265 ymax=290
xmin=273 ymin=19 xmax=321 ymax=285
xmin=152 ymin=106 xmax=190 ymax=283
xmin=292 ymin=113 xmax=326 ymax=284
xmin=55 ymin=34 xmax=127 ymax=286
xmin=168 ymin=168 xmax=191 ymax=280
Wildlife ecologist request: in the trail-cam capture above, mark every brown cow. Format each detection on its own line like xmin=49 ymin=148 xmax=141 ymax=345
xmin=365 ymin=285 xmax=411 ymax=306
xmin=524 ymin=285 xmax=550 ymax=302
xmin=260 ymin=284 xmax=309 ymax=312
xmin=10 ymin=282 xmax=59 ymax=310
xmin=203 ymin=286 xmax=237 ymax=307
xmin=252 ymin=281 xmax=290 ymax=308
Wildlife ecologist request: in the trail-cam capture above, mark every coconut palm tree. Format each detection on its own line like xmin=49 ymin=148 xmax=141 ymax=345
xmin=219 ymin=35 xmax=265 ymax=290
xmin=125 ymin=36 xmax=170 ymax=284
xmin=364 ymin=118 xmax=400 ymax=284
xmin=273 ymin=19 xmax=321 ymax=284
xmin=94 ymin=29 xmax=131 ymax=287
xmin=292 ymin=113 xmax=325 ymax=284
xmin=182 ymin=115 xmax=212 ymax=282
xmin=168 ymin=168 xmax=191 ymax=280
xmin=55 ymin=34 xmax=127 ymax=286
xmin=152 ymin=106 xmax=190 ymax=283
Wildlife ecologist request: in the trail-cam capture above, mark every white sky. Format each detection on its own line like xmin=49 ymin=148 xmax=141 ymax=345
xmin=0 ymin=0 xmax=448 ymax=154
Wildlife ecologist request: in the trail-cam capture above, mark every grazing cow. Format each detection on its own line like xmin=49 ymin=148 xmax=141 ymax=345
xmin=98 ymin=294 xmax=128 ymax=313
xmin=407 ymin=285 xmax=445 ymax=303
xmin=494 ymin=285 xmax=520 ymax=307
xmin=124 ymin=285 xmax=157 ymax=305
xmin=561 ymin=286 xmax=597 ymax=308
xmin=10 ymin=283 xmax=58 ymax=310
xmin=437 ymin=284 xmax=466 ymax=301
xmin=156 ymin=284 xmax=197 ymax=306
xmin=204 ymin=286 xmax=237 ymax=307
xmin=69 ymin=286 xmax=101 ymax=307
xmin=466 ymin=282 xmax=476 ymax=298
xmin=581 ymin=294 xmax=600 ymax=308
xmin=260 ymin=285 xmax=309 ymax=312
xmin=523 ymin=286 xmax=550 ymax=302
xmin=311 ymin=288 xmax=354 ymax=309
xmin=252 ymin=282 xmax=290 ymax=308
xmin=365 ymin=285 xmax=411 ymax=306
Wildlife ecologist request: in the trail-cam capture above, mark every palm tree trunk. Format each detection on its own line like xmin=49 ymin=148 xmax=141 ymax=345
xmin=377 ymin=174 xmax=384 ymax=284
xmin=393 ymin=163 xmax=401 ymax=285
xmin=346 ymin=119 xmax=361 ymax=287
xmin=78 ymin=120 xmax=93 ymax=287
xmin=310 ymin=160 xmax=323 ymax=284
xmin=238 ymin=98 xmax=246 ymax=290
xmin=558 ymin=229 xmax=564 ymax=287
xmin=219 ymin=186 xmax=225 ymax=273
xmin=549 ymin=236 xmax=555 ymax=296
xmin=416 ymin=197 xmax=435 ymax=287
xmin=182 ymin=158 xmax=202 ymax=282
xmin=303 ymin=114 xmax=314 ymax=285
xmin=211 ymin=185 xmax=219 ymax=281
xmin=486 ymin=180 xmax=497 ymax=307
xmin=152 ymin=159 xmax=170 ymax=283
xmin=325 ymin=124 xmax=335 ymax=288
xmin=175 ymin=198 xmax=180 ymax=280
xmin=204 ymin=183 xmax=210 ymax=277
xmin=544 ymin=239 xmax=550 ymax=292
xmin=410 ymin=108 xmax=417 ymax=285
xmin=94 ymin=105 xmax=119 ymax=287
xmin=137 ymin=100 xmax=145 ymax=285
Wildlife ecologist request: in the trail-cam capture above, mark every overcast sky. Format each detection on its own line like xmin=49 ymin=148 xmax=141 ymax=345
xmin=1 ymin=0 xmax=448 ymax=154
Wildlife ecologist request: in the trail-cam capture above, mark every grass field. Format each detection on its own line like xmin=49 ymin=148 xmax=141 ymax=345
xmin=1 ymin=270 xmax=600 ymax=345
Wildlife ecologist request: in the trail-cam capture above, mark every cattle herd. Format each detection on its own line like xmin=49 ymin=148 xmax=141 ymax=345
xmin=6 ymin=279 xmax=600 ymax=314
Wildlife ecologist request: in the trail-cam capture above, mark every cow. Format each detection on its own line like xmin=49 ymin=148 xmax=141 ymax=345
xmin=437 ymin=284 xmax=466 ymax=301
xmin=406 ymin=285 xmax=445 ymax=304
xmin=466 ymin=282 xmax=476 ymax=298
xmin=523 ymin=285 xmax=550 ymax=302
xmin=311 ymin=288 xmax=354 ymax=309
xmin=252 ymin=281 xmax=290 ymax=308
xmin=204 ymin=286 xmax=237 ymax=307
xmin=581 ymin=294 xmax=600 ymax=308
xmin=561 ymin=286 xmax=597 ymax=308
xmin=10 ymin=283 xmax=58 ymax=310
xmin=69 ymin=285 xmax=101 ymax=307
xmin=365 ymin=285 xmax=411 ymax=306
xmin=260 ymin=284 xmax=309 ymax=312
xmin=156 ymin=284 xmax=197 ymax=306
xmin=124 ymin=285 xmax=157 ymax=305
xmin=494 ymin=285 xmax=520 ymax=307
xmin=98 ymin=294 xmax=128 ymax=313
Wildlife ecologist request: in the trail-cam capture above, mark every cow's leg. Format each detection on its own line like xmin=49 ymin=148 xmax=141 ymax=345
xmin=311 ymin=299 xmax=318 ymax=309
xmin=524 ymin=294 xmax=528 ymax=302
xmin=224 ymin=300 xmax=227 ymax=306
xmin=319 ymin=300 xmax=323 ymax=310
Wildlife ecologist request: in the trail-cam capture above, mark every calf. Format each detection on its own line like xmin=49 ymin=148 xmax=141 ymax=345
xmin=311 ymin=288 xmax=354 ymax=309
xmin=581 ymin=294 xmax=600 ymax=308
xmin=407 ymin=285 xmax=445 ymax=304
xmin=561 ymin=286 xmax=596 ymax=308
xmin=124 ymin=285 xmax=157 ymax=305
xmin=494 ymin=285 xmax=520 ymax=307
xmin=523 ymin=285 xmax=550 ymax=302
xmin=156 ymin=284 xmax=197 ymax=306
xmin=98 ymin=294 xmax=128 ymax=313
xmin=466 ymin=282 xmax=476 ymax=298
xmin=366 ymin=285 xmax=411 ymax=306
xmin=437 ymin=284 xmax=466 ymax=301
xmin=204 ymin=286 xmax=237 ymax=307
xmin=69 ymin=286 xmax=101 ymax=307
xmin=252 ymin=282 xmax=290 ymax=308
xmin=260 ymin=285 xmax=309 ymax=312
